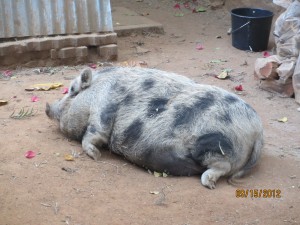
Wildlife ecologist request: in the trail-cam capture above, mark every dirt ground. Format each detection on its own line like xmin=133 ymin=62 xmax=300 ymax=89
xmin=0 ymin=1 xmax=299 ymax=225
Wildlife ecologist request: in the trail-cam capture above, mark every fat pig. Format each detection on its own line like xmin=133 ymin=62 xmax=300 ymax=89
xmin=46 ymin=67 xmax=264 ymax=189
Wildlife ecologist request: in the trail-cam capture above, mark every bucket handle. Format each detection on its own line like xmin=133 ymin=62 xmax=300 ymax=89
xmin=229 ymin=21 xmax=250 ymax=35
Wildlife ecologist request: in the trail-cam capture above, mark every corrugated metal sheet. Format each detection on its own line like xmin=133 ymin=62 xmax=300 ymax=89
xmin=0 ymin=0 xmax=113 ymax=38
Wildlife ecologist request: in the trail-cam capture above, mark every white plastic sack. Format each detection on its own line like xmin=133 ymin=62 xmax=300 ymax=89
xmin=273 ymin=0 xmax=294 ymax=9
xmin=273 ymin=0 xmax=300 ymax=58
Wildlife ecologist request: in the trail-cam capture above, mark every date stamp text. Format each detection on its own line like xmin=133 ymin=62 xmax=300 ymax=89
xmin=236 ymin=189 xmax=281 ymax=198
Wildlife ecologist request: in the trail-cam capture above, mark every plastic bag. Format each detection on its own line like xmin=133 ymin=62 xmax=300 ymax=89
xmin=255 ymin=0 xmax=300 ymax=100
xmin=273 ymin=0 xmax=294 ymax=9
xmin=273 ymin=0 xmax=300 ymax=58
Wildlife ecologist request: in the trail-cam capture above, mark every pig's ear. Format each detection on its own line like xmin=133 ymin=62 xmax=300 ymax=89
xmin=80 ymin=68 xmax=93 ymax=89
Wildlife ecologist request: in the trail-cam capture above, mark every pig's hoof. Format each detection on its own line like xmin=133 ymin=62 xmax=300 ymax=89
xmin=89 ymin=150 xmax=101 ymax=161
xmin=83 ymin=144 xmax=101 ymax=161
xmin=201 ymin=171 xmax=216 ymax=189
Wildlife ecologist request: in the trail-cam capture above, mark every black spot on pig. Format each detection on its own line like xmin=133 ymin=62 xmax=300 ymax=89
xmin=70 ymin=86 xmax=75 ymax=95
xmin=147 ymin=98 xmax=169 ymax=118
xmin=123 ymin=94 xmax=134 ymax=105
xmin=142 ymin=78 xmax=155 ymax=91
xmin=123 ymin=119 xmax=144 ymax=146
xmin=118 ymin=86 xmax=127 ymax=93
xmin=173 ymin=93 xmax=215 ymax=127
xmin=100 ymin=103 xmax=118 ymax=127
xmin=224 ymin=94 xmax=239 ymax=104
xmin=141 ymin=146 xmax=204 ymax=176
xmin=88 ymin=125 xmax=97 ymax=134
xmin=191 ymin=132 xmax=233 ymax=162
xmin=218 ymin=111 xmax=233 ymax=124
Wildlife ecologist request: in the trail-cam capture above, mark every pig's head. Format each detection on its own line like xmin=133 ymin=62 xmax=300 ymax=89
xmin=45 ymin=68 xmax=93 ymax=121
xmin=69 ymin=68 xmax=93 ymax=97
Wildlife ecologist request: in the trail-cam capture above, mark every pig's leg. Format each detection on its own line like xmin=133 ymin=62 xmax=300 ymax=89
xmin=82 ymin=125 xmax=108 ymax=161
xmin=201 ymin=161 xmax=231 ymax=189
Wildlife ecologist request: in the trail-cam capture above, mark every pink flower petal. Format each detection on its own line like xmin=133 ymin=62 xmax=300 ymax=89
xmin=174 ymin=3 xmax=181 ymax=9
xmin=3 ymin=70 xmax=13 ymax=76
xmin=263 ymin=51 xmax=270 ymax=58
xmin=62 ymin=87 xmax=69 ymax=94
xmin=31 ymin=96 xmax=39 ymax=102
xmin=88 ymin=63 xmax=97 ymax=69
xmin=184 ymin=2 xmax=190 ymax=8
xmin=235 ymin=85 xmax=243 ymax=91
xmin=196 ymin=44 xmax=204 ymax=50
xmin=25 ymin=150 xmax=36 ymax=159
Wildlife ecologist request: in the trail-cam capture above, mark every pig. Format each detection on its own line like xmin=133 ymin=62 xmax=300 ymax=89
xmin=46 ymin=67 xmax=264 ymax=189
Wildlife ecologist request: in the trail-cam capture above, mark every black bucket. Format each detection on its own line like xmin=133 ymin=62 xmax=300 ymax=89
xmin=231 ymin=8 xmax=273 ymax=52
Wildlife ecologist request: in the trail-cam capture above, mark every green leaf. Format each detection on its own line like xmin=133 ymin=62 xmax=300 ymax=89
xmin=197 ymin=7 xmax=206 ymax=12
xmin=174 ymin=12 xmax=184 ymax=17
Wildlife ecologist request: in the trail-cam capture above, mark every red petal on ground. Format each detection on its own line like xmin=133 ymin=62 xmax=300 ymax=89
xmin=174 ymin=3 xmax=181 ymax=9
xmin=25 ymin=150 xmax=36 ymax=159
xmin=62 ymin=87 xmax=69 ymax=94
xmin=235 ymin=85 xmax=243 ymax=91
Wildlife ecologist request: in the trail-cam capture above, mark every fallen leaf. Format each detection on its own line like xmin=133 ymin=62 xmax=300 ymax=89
xmin=150 ymin=191 xmax=160 ymax=195
xmin=216 ymin=71 xmax=228 ymax=79
xmin=25 ymin=150 xmax=36 ymax=159
xmin=174 ymin=12 xmax=184 ymax=17
xmin=196 ymin=44 xmax=204 ymax=50
xmin=26 ymin=83 xmax=63 ymax=91
xmin=25 ymin=88 xmax=35 ymax=91
xmin=31 ymin=96 xmax=39 ymax=102
xmin=196 ymin=7 xmax=206 ymax=12
xmin=211 ymin=60 xmax=221 ymax=63
xmin=62 ymin=167 xmax=77 ymax=173
xmin=0 ymin=100 xmax=8 ymax=106
xmin=154 ymin=171 xmax=162 ymax=177
xmin=10 ymin=107 xmax=37 ymax=119
xmin=62 ymin=87 xmax=69 ymax=94
xmin=263 ymin=51 xmax=270 ymax=58
xmin=162 ymin=172 xmax=168 ymax=177
xmin=118 ymin=60 xmax=148 ymax=68
xmin=278 ymin=117 xmax=288 ymax=123
xmin=235 ymin=85 xmax=243 ymax=91
xmin=64 ymin=154 xmax=74 ymax=161
xmin=210 ymin=59 xmax=228 ymax=63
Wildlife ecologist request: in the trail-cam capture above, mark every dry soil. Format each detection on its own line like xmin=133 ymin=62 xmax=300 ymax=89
xmin=0 ymin=1 xmax=299 ymax=225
